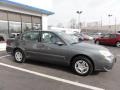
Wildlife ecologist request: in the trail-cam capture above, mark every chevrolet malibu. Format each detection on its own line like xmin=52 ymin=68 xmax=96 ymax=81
xmin=6 ymin=31 xmax=116 ymax=76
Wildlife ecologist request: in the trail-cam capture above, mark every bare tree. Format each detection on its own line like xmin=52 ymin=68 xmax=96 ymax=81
xmin=68 ymin=18 xmax=77 ymax=29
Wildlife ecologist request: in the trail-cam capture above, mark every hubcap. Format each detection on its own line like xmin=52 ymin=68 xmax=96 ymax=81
xmin=75 ymin=60 xmax=89 ymax=74
xmin=15 ymin=51 xmax=23 ymax=62
xmin=116 ymin=42 xmax=120 ymax=47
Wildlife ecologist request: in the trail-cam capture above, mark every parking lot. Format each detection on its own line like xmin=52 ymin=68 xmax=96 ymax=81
xmin=0 ymin=41 xmax=120 ymax=90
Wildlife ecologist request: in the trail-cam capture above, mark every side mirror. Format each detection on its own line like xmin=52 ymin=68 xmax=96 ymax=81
xmin=55 ymin=41 xmax=64 ymax=46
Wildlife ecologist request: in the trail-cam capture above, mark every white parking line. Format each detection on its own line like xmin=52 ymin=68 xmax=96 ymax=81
xmin=0 ymin=55 xmax=11 ymax=59
xmin=0 ymin=62 xmax=104 ymax=90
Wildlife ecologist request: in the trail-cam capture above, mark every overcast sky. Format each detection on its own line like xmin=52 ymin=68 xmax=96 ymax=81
xmin=10 ymin=0 xmax=120 ymax=26
xmin=49 ymin=0 xmax=120 ymax=27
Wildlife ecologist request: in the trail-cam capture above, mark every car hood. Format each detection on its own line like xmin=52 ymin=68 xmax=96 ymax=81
xmin=72 ymin=42 xmax=108 ymax=51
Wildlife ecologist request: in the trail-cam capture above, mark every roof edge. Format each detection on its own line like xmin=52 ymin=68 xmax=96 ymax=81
xmin=0 ymin=0 xmax=54 ymax=15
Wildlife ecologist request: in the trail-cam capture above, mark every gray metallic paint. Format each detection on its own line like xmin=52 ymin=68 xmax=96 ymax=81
xmin=6 ymin=31 xmax=116 ymax=71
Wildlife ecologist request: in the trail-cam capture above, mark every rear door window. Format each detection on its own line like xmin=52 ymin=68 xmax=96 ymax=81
xmin=22 ymin=31 xmax=40 ymax=42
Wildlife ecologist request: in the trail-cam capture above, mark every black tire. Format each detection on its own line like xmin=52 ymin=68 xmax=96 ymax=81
xmin=14 ymin=49 xmax=25 ymax=63
xmin=72 ymin=56 xmax=93 ymax=76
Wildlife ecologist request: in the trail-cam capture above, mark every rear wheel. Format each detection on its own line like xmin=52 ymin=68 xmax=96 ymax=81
xmin=14 ymin=49 xmax=25 ymax=63
xmin=116 ymin=41 xmax=120 ymax=47
xmin=72 ymin=56 xmax=93 ymax=76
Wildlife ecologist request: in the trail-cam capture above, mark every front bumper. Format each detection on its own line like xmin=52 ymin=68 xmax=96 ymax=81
xmin=103 ymin=57 xmax=116 ymax=71
xmin=94 ymin=55 xmax=116 ymax=72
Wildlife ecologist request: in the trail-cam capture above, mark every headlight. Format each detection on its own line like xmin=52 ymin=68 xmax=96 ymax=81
xmin=99 ymin=50 xmax=114 ymax=62
xmin=99 ymin=50 xmax=112 ymax=56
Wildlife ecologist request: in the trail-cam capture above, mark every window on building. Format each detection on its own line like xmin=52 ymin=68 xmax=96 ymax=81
xmin=8 ymin=13 xmax=21 ymax=22
xmin=0 ymin=20 xmax=8 ymax=34
xmin=8 ymin=12 xmax=22 ymax=37
xmin=33 ymin=23 xmax=41 ymax=30
xmin=32 ymin=16 xmax=42 ymax=30
xmin=9 ymin=21 xmax=21 ymax=36
xmin=22 ymin=15 xmax=32 ymax=32
xmin=0 ymin=11 xmax=7 ymax=21
xmin=22 ymin=23 xmax=32 ymax=32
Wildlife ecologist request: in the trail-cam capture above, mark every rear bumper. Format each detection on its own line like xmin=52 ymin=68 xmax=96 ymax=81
xmin=6 ymin=46 xmax=14 ymax=55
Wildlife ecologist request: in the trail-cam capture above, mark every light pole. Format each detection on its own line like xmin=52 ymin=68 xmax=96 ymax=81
xmin=108 ymin=14 xmax=112 ymax=33
xmin=115 ymin=17 xmax=117 ymax=33
xmin=99 ymin=16 xmax=102 ymax=33
xmin=100 ymin=16 xmax=102 ymax=27
xmin=76 ymin=11 xmax=83 ymax=29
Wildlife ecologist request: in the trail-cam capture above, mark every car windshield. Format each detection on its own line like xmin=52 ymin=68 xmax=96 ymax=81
xmin=57 ymin=32 xmax=79 ymax=44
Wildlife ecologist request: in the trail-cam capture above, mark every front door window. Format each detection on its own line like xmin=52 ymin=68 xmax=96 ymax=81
xmin=41 ymin=32 xmax=62 ymax=44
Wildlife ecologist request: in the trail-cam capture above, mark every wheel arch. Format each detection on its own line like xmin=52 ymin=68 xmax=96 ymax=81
xmin=70 ymin=54 xmax=95 ymax=70
xmin=115 ymin=41 xmax=120 ymax=47
xmin=13 ymin=47 xmax=24 ymax=54
xmin=115 ymin=41 xmax=120 ymax=44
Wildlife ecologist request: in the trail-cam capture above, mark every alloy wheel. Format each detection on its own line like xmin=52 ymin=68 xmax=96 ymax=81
xmin=75 ymin=60 xmax=89 ymax=74
xmin=15 ymin=51 xmax=23 ymax=62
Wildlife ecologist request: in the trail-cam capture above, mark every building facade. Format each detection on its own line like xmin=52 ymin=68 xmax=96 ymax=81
xmin=82 ymin=25 xmax=120 ymax=33
xmin=0 ymin=0 xmax=54 ymax=37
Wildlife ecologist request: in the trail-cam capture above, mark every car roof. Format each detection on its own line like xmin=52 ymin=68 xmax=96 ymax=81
xmin=29 ymin=30 xmax=61 ymax=33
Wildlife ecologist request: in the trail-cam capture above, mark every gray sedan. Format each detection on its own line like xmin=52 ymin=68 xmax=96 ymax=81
xmin=6 ymin=30 xmax=116 ymax=76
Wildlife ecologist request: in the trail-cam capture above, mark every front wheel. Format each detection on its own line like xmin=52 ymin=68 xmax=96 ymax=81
xmin=14 ymin=49 xmax=25 ymax=63
xmin=72 ymin=56 xmax=93 ymax=76
xmin=116 ymin=41 xmax=120 ymax=47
